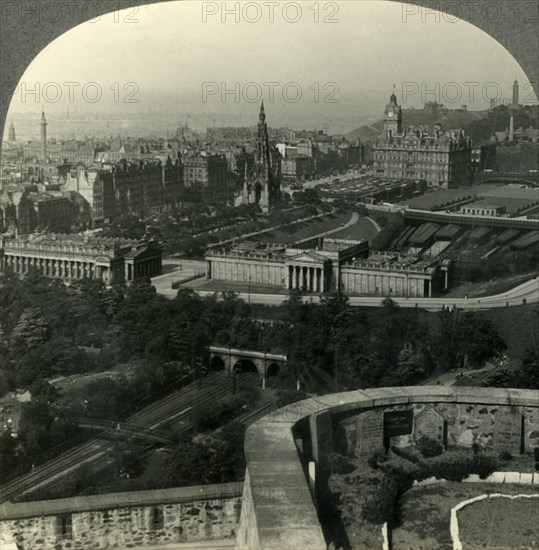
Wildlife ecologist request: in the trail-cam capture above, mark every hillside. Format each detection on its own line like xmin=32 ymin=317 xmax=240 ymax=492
xmin=346 ymin=105 xmax=488 ymax=141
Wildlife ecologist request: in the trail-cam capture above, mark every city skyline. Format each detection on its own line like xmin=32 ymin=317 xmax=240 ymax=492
xmin=4 ymin=0 xmax=536 ymax=140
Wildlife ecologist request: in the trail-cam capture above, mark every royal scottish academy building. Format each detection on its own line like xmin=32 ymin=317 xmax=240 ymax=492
xmin=0 ymin=234 xmax=163 ymax=285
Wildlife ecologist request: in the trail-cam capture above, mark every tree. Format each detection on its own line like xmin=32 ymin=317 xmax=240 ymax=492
xmin=11 ymin=308 xmax=49 ymax=351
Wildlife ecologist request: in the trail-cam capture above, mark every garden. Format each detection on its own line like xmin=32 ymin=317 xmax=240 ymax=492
xmin=321 ymin=435 xmax=539 ymax=550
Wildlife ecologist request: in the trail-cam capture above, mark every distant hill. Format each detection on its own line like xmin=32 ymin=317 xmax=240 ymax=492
xmin=346 ymin=104 xmax=488 ymax=141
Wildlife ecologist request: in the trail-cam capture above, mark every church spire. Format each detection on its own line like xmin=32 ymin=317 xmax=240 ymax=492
xmin=8 ymin=120 xmax=16 ymax=143
xmin=390 ymin=85 xmax=397 ymax=105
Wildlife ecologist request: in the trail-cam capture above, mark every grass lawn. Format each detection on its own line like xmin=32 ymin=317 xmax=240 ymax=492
xmin=445 ymin=273 xmax=537 ymax=299
xmin=392 ymin=482 xmax=539 ymax=550
xmin=327 ymin=215 xmax=380 ymax=243
xmin=481 ymin=304 xmax=538 ymax=361
xmin=248 ymin=211 xmax=352 ymax=244
xmin=458 ymin=495 xmax=539 ymax=549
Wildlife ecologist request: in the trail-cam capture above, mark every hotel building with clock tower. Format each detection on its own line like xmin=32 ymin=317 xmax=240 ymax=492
xmin=383 ymin=88 xmax=402 ymax=140
xmin=373 ymin=89 xmax=472 ymax=189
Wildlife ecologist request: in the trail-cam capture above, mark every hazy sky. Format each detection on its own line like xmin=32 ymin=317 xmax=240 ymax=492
xmin=6 ymin=0 xmax=536 ymax=135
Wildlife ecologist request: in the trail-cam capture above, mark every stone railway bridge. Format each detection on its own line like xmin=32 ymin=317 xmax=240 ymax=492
xmin=208 ymin=346 xmax=287 ymax=389
xmin=68 ymin=417 xmax=173 ymax=444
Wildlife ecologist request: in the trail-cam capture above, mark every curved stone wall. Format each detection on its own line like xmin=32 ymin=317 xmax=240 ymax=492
xmin=235 ymin=386 xmax=539 ymax=550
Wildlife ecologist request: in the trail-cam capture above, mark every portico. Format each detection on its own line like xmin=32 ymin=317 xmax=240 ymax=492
xmin=285 ymin=252 xmax=328 ymax=293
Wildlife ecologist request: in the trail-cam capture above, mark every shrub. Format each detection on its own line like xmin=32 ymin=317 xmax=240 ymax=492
xmin=379 ymin=457 xmax=418 ymax=494
xmin=416 ymin=435 xmax=443 ymax=458
xmin=391 ymin=445 xmax=422 ymax=463
xmin=499 ymin=451 xmax=512 ymax=461
xmin=362 ymin=475 xmax=399 ymax=524
xmin=367 ymin=447 xmax=388 ymax=469
xmin=473 ymin=452 xmax=499 ymax=479
xmin=324 ymin=452 xmax=355 ymax=475
xmin=420 ymin=451 xmax=474 ymax=482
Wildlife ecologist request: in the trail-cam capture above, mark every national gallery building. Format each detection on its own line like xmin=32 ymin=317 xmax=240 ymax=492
xmin=205 ymin=238 xmax=452 ymax=298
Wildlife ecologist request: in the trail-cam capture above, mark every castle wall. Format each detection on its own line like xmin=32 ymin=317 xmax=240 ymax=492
xmin=237 ymin=387 xmax=539 ymax=550
xmin=0 ymin=483 xmax=242 ymax=550
xmin=339 ymin=402 xmax=539 ymax=458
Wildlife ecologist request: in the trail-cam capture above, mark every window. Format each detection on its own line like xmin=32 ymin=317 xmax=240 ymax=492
xmin=58 ymin=514 xmax=72 ymax=537
xmin=152 ymin=506 xmax=164 ymax=530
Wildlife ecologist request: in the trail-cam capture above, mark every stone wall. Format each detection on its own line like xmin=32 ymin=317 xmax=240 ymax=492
xmin=339 ymin=402 xmax=539 ymax=458
xmin=0 ymin=483 xmax=242 ymax=550
xmin=237 ymin=387 xmax=539 ymax=550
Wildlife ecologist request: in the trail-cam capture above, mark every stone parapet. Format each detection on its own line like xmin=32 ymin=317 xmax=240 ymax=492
xmin=237 ymin=386 xmax=539 ymax=550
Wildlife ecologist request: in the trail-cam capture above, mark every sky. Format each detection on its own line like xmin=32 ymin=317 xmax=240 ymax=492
xmin=5 ymin=0 xmax=537 ymax=137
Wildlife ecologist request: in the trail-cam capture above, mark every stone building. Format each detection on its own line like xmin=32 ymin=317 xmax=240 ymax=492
xmin=206 ymin=239 xmax=452 ymax=297
xmin=64 ymin=158 xmax=182 ymax=225
xmin=206 ymin=238 xmax=370 ymax=293
xmin=340 ymin=252 xmax=452 ymax=298
xmin=16 ymin=192 xmax=77 ymax=234
xmin=459 ymin=201 xmax=506 ymax=217
xmin=0 ymin=234 xmax=162 ymax=285
xmin=373 ymin=91 xmax=473 ymax=188
xmin=241 ymin=102 xmax=281 ymax=213
xmin=182 ymin=152 xmax=228 ymax=197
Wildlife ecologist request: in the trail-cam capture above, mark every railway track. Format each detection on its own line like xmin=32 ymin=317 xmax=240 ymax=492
xmin=0 ymin=371 xmax=258 ymax=503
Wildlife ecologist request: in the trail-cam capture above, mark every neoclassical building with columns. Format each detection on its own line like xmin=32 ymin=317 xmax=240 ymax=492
xmin=206 ymin=238 xmax=370 ymax=293
xmin=205 ymin=238 xmax=452 ymax=297
xmin=0 ymin=234 xmax=163 ymax=285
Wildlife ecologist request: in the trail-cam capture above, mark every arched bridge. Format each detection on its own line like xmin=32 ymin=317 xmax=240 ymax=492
xmin=208 ymin=346 xmax=287 ymax=388
xmin=69 ymin=417 xmax=173 ymax=444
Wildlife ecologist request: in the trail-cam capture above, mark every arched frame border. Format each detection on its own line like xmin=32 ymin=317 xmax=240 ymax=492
xmin=0 ymin=0 xmax=537 ymax=149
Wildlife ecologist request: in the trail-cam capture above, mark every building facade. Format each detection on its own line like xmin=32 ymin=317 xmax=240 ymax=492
xmin=340 ymin=253 xmax=451 ymax=298
xmin=0 ymin=234 xmax=163 ymax=285
xmin=182 ymin=153 xmax=228 ymax=197
xmin=206 ymin=239 xmax=452 ymax=297
xmin=373 ymin=92 xmax=473 ymax=188
xmin=206 ymin=239 xmax=369 ymax=293
xmin=64 ymin=158 xmax=182 ymax=225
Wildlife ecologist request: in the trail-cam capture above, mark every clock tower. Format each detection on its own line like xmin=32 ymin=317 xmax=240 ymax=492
xmin=383 ymin=87 xmax=402 ymax=141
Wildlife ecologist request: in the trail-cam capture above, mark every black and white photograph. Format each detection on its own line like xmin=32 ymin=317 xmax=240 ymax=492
xmin=0 ymin=1 xmax=538 ymax=548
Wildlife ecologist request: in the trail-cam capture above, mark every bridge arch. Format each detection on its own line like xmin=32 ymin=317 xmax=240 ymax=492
xmin=267 ymin=363 xmax=280 ymax=378
xmin=233 ymin=359 xmax=259 ymax=375
xmin=209 ymin=356 xmax=225 ymax=372
xmin=209 ymin=346 xmax=288 ymax=388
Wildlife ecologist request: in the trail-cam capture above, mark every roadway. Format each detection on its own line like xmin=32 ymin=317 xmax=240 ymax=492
xmin=0 ymin=372 xmax=258 ymax=503
xmin=156 ymin=277 xmax=538 ymax=311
